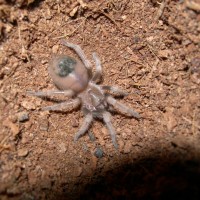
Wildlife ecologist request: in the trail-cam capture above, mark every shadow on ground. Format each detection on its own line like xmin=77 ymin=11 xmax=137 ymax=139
xmin=55 ymin=150 xmax=200 ymax=200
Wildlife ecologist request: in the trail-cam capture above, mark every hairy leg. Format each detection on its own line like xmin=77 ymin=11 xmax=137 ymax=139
xmin=106 ymin=96 xmax=140 ymax=118
xmin=61 ymin=40 xmax=92 ymax=71
xmin=103 ymin=111 xmax=118 ymax=149
xmin=42 ymin=98 xmax=80 ymax=111
xmin=27 ymin=90 xmax=74 ymax=97
xmin=91 ymin=52 xmax=102 ymax=83
xmin=102 ymin=85 xmax=128 ymax=97
xmin=74 ymin=113 xmax=93 ymax=141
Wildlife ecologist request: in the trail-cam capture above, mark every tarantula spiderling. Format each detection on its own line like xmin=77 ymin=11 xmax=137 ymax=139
xmin=28 ymin=40 xmax=140 ymax=148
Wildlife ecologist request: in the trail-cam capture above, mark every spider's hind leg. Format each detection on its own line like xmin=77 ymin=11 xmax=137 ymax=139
xmin=74 ymin=113 xmax=93 ymax=142
xmin=103 ymin=111 xmax=118 ymax=149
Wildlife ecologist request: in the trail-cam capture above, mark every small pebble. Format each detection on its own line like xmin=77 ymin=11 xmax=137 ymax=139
xmin=52 ymin=45 xmax=59 ymax=54
xmin=18 ymin=148 xmax=29 ymax=157
xmin=118 ymin=139 xmax=125 ymax=152
xmin=6 ymin=187 xmax=21 ymax=195
xmin=39 ymin=116 xmax=49 ymax=131
xmin=94 ymin=147 xmax=104 ymax=158
xmin=18 ymin=111 xmax=29 ymax=122
xmin=123 ymin=141 xmax=132 ymax=154
xmin=101 ymin=127 xmax=107 ymax=136
xmin=158 ymin=49 xmax=171 ymax=59
xmin=28 ymin=171 xmax=38 ymax=185
xmin=73 ymin=166 xmax=82 ymax=177
xmin=58 ymin=143 xmax=67 ymax=153
xmin=3 ymin=119 xmax=20 ymax=136
xmin=21 ymin=100 xmax=36 ymax=110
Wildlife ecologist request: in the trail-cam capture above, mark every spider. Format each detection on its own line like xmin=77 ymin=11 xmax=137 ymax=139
xmin=28 ymin=40 xmax=140 ymax=148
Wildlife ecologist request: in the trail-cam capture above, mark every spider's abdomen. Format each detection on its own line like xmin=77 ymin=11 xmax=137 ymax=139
xmin=48 ymin=55 xmax=89 ymax=93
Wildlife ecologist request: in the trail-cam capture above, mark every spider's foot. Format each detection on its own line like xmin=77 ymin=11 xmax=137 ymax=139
xmin=112 ymin=140 xmax=119 ymax=149
xmin=74 ymin=134 xmax=80 ymax=142
xmin=27 ymin=90 xmax=41 ymax=96
xmin=130 ymin=109 xmax=140 ymax=119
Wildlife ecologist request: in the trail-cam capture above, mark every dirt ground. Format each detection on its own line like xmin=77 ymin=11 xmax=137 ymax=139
xmin=0 ymin=0 xmax=200 ymax=199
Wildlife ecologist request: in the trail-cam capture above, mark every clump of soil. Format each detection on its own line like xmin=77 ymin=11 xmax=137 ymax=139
xmin=0 ymin=0 xmax=200 ymax=199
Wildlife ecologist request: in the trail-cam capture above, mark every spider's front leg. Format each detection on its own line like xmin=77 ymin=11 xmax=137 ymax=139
xmin=106 ymin=96 xmax=140 ymax=119
xmin=60 ymin=40 xmax=92 ymax=72
xmin=91 ymin=52 xmax=102 ymax=83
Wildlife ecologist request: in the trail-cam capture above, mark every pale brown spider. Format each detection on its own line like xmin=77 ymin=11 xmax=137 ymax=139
xmin=28 ymin=40 xmax=140 ymax=148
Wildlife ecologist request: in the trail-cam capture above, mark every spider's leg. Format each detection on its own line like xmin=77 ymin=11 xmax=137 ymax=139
xmin=106 ymin=96 xmax=140 ymax=118
xmin=60 ymin=40 xmax=92 ymax=71
xmin=102 ymin=85 xmax=128 ymax=97
xmin=74 ymin=113 xmax=93 ymax=141
xmin=27 ymin=90 xmax=74 ymax=97
xmin=103 ymin=111 xmax=118 ymax=149
xmin=42 ymin=98 xmax=80 ymax=111
xmin=91 ymin=52 xmax=102 ymax=83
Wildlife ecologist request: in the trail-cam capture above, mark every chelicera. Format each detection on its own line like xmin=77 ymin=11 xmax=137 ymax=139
xmin=28 ymin=40 xmax=140 ymax=148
